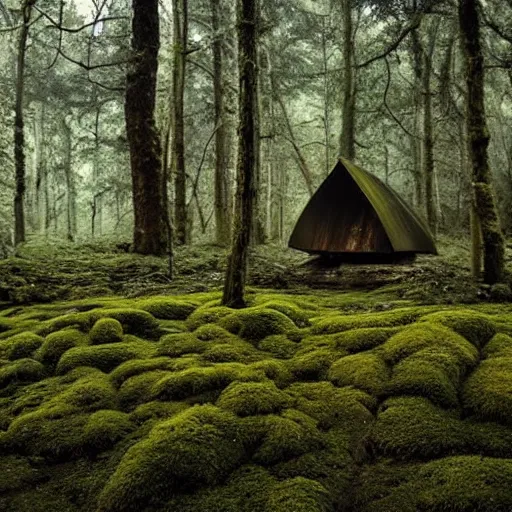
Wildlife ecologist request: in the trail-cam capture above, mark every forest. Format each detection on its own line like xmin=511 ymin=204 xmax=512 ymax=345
xmin=1 ymin=0 xmax=512 ymax=510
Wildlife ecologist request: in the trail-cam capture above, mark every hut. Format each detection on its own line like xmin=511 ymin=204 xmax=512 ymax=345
xmin=288 ymin=157 xmax=437 ymax=259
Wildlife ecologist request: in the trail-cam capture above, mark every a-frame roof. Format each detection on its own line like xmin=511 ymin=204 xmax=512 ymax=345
xmin=288 ymin=158 xmax=437 ymax=255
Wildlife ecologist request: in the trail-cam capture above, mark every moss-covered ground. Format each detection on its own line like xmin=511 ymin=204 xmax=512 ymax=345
xmin=2 ymin=283 xmax=512 ymax=511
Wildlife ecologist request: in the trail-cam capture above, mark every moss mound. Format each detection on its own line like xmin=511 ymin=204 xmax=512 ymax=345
xmin=56 ymin=341 xmax=154 ymax=374
xmin=89 ymin=318 xmax=124 ymax=344
xmin=420 ymin=310 xmax=497 ymax=348
xmin=289 ymin=349 xmax=338 ymax=381
xmin=2 ymin=332 xmax=44 ymax=360
xmin=36 ymin=329 xmax=87 ymax=367
xmin=186 ymin=305 xmax=234 ymax=331
xmin=194 ymin=323 xmax=235 ymax=342
xmin=82 ymin=410 xmax=134 ymax=451
xmin=0 ymin=358 xmax=46 ymax=388
xmin=258 ymin=300 xmax=311 ymax=328
xmin=259 ymin=335 xmax=298 ymax=359
xmin=217 ymin=381 xmax=290 ymax=416
xmin=328 ymin=352 xmax=389 ymax=396
xmin=97 ymin=405 xmax=245 ymax=512
xmin=137 ymin=297 xmax=196 ymax=320
xmin=483 ymin=333 xmax=512 ymax=359
xmin=266 ymin=477 xmax=332 ymax=512
xmin=219 ymin=308 xmax=298 ymax=343
xmin=464 ymin=357 xmax=512 ymax=424
xmin=94 ymin=308 xmax=160 ymax=338
xmin=334 ymin=326 xmax=400 ymax=353
xmin=157 ymin=332 xmax=207 ymax=357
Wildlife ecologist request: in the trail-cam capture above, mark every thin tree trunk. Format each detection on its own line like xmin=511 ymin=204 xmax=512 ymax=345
xmin=339 ymin=0 xmax=355 ymax=160
xmin=62 ymin=118 xmax=76 ymax=242
xmin=14 ymin=0 xmax=33 ymax=245
xmin=459 ymin=0 xmax=504 ymax=284
xmin=211 ymin=0 xmax=231 ymax=246
xmin=322 ymin=16 xmax=331 ymax=176
xmin=33 ymin=100 xmax=45 ymax=233
xmin=172 ymin=0 xmax=188 ymax=245
xmin=126 ymin=0 xmax=168 ymax=255
xmin=222 ymin=0 xmax=258 ymax=308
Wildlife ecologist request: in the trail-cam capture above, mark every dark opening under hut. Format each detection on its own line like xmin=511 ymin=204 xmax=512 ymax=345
xmin=288 ymin=158 xmax=437 ymax=263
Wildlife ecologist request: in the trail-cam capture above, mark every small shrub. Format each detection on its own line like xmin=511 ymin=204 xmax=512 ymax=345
xmin=90 ymin=318 xmax=123 ymax=345
xmin=490 ymin=283 xmax=512 ymax=302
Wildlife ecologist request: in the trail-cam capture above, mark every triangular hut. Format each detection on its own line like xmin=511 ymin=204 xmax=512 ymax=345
xmin=288 ymin=158 xmax=437 ymax=257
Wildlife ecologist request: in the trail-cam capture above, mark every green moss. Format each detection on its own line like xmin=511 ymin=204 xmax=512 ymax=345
xmin=97 ymin=405 xmax=246 ymax=512
xmin=137 ymin=297 xmax=196 ymax=320
xmin=2 ymin=332 xmax=44 ymax=360
xmin=118 ymin=370 xmax=169 ymax=409
xmin=217 ymin=381 xmax=290 ymax=416
xmin=289 ymin=349 xmax=338 ymax=380
xmin=380 ymin=322 xmax=478 ymax=368
xmin=483 ymin=333 xmax=512 ymax=359
xmin=359 ymin=456 xmax=512 ymax=511
xmin=334 ymin=327 xmax=400 ymax=353
xmin=195 ymin=323 xmax=235 ymax=342
xmin=387 ymin=353 xmax=459 ymax=408
xmin=218 ymin=308 xmax=299 ymax=344
xmin=311 ymin=308 xmax=423 ymax=335
xmin=157 ymin=332 xmax=207 ymax=357
xmin=82 ymin=410 xmax=134 ymax=451
xmin=152 ymin=364 xmax=264 ymax=401
xmin=202 ymin=342 xmax=259 ymax=364
xmin=464 ymin=357 xmax=512 ymax=423
xmin=36 ymin=329 xmax=87 ymax=367
xmin=258 ymin=300 xmax=311 ymax=328
xmin=130 ymin=400 xmax=190 ymax=424
xmin=266 ymin=477 xmax=332 ymax=512
xmin=0 ymin=358 xmax=46 ymax=387
xmin=246 ymin=409 xmax=324 ymax=466
xmin=95 ymin=308 xmax=160 ymax=338
xmin=186 ymin=305 xmax=234 ymax=331
xmin=110 ymin=356 xmax=195 ymax=388
xmin=56 ymin=341 xmax=155 ymax=374
xmin=249 ymin=360 xmax=293 ymax=388
xmin=328 ymin=352 xmax=389 ymax=396
xmin=259 ymin=335 xmax=298 ymax=359
xmin=286 ymin=381 xmax=375 ymax=431
xmin=420 ymin=310 xmax=497 ymax=348
xmin=89 ymin=318 xmax=123 ymax=345
xmin=0 ymin=455 xmax=45 ymax=493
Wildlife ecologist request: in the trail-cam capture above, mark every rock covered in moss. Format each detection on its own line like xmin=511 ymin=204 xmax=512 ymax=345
xmin=0 ymin=358 xmax=46 ymax=387
xmin=97 ymin=405 xmax=245 ymax=512
xmin=82 ymin=410 xmax=134 ymax=451
xmin=217 ymin=381 xmax=290 ymax=417
xmin=89 ymin=318 xmax=124 ymax=344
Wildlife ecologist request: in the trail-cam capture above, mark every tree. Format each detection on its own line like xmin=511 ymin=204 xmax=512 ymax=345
xmin=222 ymin=0 xmax=258 ymax=307
xmin=459 ymin=0 xmax=504 ymax=283
xmin=125 ymin=0 xmax=168 ymax=255
xmin=14 ymin=0 xmax=35 ymax=245
xmin=172 ymin=0 xmax=188 ymax=245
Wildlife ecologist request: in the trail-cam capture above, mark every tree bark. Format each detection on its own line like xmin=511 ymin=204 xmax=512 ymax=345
xmin=62 ymin=118 xmax=76 ymax=242
xmin=222 ymin=0 xmax=258 ymax=308
xmin=126 ymin=0 xmax=168 ymax=255
xmin=172 ymin=0 xmax=188 ymax=245
xmin=459 ymin=0 xmax=504 ymax=284
xmin=211 ymin=0 xmax=232 ymax=246
xmin=339 ymin=0 xmax=355 ymax=160
xmin=14 ymin=0 xmax=33 ymax=245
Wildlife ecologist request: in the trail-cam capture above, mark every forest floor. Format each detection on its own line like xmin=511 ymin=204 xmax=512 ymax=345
xmin=2 ymin=235 xmax=512 ymax=511
xmin=1 ymin=234 xmax=510 ymax=308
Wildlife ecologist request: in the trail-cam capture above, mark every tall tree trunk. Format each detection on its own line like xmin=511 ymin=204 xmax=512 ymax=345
xmin=172 ymin=0 xmax=188 ymax=245
xmin=222 ymin=0 xmax=258 ymax=308
xmin=14 ymin=0 xmax=33 ymax=245
xmin=339 ymin=0 xmax=355 ymax=160
xmin=126 ymin=0 xmax=168 ymax=255
xmin=321 ymin=15 xmax=331 ymax=176
xmin=62 ymin=118 xmax=76 ymax=242
xmin=33 ymin=100 xmax=45 ymax=233
xmin=211 ymin=0 xmax=232 ymax=246
xmin=459 ymin=0 xmax=504 ymax=284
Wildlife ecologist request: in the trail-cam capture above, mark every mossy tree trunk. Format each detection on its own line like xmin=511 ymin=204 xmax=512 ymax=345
xmin=459 ymin=0 xmax=504 ymax=284
xmin=62 ymin=118 xmax=76 ymax=242
xmin=126 ymin=0 xmax=168 ymax=255
xmin=211 ymin=0 xmax=232 ymax=247
xmin=339 ymin=0 xmax=356 ymax=161
xmin=172 ymin=0 xmax=188 ymax=245
xmin=222 ymin=0 xmax=258 ymax=308
xmin=14 ymin=0 xmax=34 ymax=245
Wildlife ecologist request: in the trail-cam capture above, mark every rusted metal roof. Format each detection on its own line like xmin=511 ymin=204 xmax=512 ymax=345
xmin=288 ymin=158 xmax=437 ymax=255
